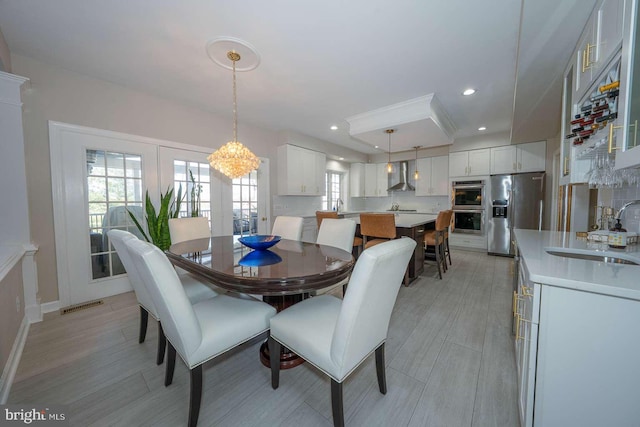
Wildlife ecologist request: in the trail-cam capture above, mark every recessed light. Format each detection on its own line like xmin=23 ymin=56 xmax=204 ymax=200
xmin=330 ymin=125 xmax=338 ymax=130
xmin=478 ymin=126 xmax=487 ymax=131
xmin=339 ymin=157 xmax=344 ymax=160
xmin=462 ymin=88 xmax=476 ymax=96
xmin=374 ymin=145 xmax=379 ymax=149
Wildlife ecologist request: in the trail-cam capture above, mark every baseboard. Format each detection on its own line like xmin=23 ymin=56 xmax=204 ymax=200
xmin=40 ymin=300 xmax=60 ymax=314
xmin=0 ymin=315 xmax=30 ymax=404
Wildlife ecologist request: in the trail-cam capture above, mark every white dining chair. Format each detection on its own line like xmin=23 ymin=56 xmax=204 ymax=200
xmin=271 ymin=215 xmax=304 ymax=241
xmin=108 ymin=229 xmax=218 ymax=365
xmin=168 ymin=216 xmax=210 ymax=244
xmin=316 ymin=218 xmax=357 ymax=254
xmin=268 ymin=237 xmax=416 ymax=427
xmin=125 ymin=238 xmax=276 ymax=427
xmin=314 ymin=218 xmax=356 ymax=295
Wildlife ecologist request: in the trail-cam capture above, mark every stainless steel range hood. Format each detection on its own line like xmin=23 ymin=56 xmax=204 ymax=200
xmin=388 ymin=161 xmax=415 ymax=192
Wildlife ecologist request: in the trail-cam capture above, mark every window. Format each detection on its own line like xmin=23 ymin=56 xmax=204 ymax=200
xmin=232 ymin=169 xmax=258 ymax=237
xmin=323 ymin=171 xmax=343 ymax=211
xmin=87 ymin=150 xmax=143 ymax=279
xmin=172 ymin=160 xmax=211 ymax=225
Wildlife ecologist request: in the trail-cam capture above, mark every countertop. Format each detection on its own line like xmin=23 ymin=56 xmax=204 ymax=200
xmin=307 ymin=211 xmax=438 ymax=228
xmin=514 ymin=229 xmax=640 ymax=301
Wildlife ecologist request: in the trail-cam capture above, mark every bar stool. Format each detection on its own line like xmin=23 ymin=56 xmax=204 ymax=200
xmin=423 ymin=210 xmax=451 ymax=279
xmin=360 ymin=213 xmax=396 ymax=249
xmin=443 ymin=209 xmax=453 ymax=266
xmin=316 ymin=211 xmax=363 ymax=257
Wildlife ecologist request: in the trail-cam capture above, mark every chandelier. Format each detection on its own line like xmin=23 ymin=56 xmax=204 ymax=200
xmin=207 ymin=51 xmax=260 ymax=179
xmin=386 ymin=129 xmax=395 ymax=173
xmin=413 ymin=146 xmax=420 ymax=180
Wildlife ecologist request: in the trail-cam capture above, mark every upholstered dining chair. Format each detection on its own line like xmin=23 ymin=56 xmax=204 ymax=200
xmin=314 ymin=218 xmax=357 ymax=296
xmin=268 ymin=238 xmax=416 ymax=427
xmin=316 ymin=218 xmax=357 ymax=254
xmin=272 ymin=215 xmax=304 ymax=241
xmin=316 ymin=211 xmax=364 ymax=256
xmin=359 ymin=213 xmax=397 ymax=249
xmin=168 ymin=216 xmax=210 ymax=244
xmin=125 ymin=238 xmax=276 ymax=427
xmin=108 ymin=230 xmax=218 ymax=365
xmin=423 ymin=210 xmax=453 ymax=279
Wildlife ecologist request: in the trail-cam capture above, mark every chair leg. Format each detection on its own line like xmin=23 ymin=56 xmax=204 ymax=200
xmin=138 ymin=306 xmax=148 ymax=343
xmin=157 ymin=322 xmax=166 ymax=365
xmin=440 ymin=242 xmax=447 ymax=273
xmin=165 ymin=342 xmax=176 ymax=386
xmin=446 ymin=238 xmax=452 ymax=265
xmin=375 ymin=343 xmax=387 ymax=394
xmin=188 ymin=365 xmax=203 ymax=427
xmin=331 ymin=379 xmax=345 ymax=427
xmin=435 ymin=243 xmax=443 ymax=279
xmin=268 ymin=336 xmax=281 ymax=389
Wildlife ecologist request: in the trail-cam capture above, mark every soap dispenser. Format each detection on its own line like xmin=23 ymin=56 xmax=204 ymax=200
xmin=608 ymin=219 xmax=628 ymax=249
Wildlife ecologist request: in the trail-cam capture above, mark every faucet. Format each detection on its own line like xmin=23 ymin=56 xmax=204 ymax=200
xmin=615 ymin=200 xmax=640 ymax=220
xmin=336 ymin=198 xmax=344 ymax=213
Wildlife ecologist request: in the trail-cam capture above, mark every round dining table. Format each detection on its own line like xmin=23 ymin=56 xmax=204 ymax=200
xmin=166 ymin=236 xmax=355 ymax=369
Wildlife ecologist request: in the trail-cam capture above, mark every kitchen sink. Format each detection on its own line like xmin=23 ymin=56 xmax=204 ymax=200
xmin=545 ymin=248 xmax=639 ymax=265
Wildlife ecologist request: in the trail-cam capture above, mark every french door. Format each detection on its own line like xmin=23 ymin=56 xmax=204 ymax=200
xmin=51 ymin=122 xmax=158 ymax=306
xmin=51 ymin=122 xmax=270 ymax=307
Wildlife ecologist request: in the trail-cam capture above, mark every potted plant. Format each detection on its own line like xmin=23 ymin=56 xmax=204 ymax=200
xmin=189 ymin=170 xmax=202 ymax=218
xmin=128 ymin=185 xmax=183 ymax=251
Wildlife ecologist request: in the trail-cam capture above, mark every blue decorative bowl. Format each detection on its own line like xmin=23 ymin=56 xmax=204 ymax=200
xmin=238 ymin=235 xmax=281 ymax=250
xmin=238 ymin=250 xmax=283 ymax=267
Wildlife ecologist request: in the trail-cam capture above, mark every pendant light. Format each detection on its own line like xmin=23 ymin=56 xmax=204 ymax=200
xmin=207 ymin=51 xmax=261 ymax=179
xmin=413 ymin=146 xmax=421 ymax=180
xmin=385 ymin=129 xmax=394 ymax=174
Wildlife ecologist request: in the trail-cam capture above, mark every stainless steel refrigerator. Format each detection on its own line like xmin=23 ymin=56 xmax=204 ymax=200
xmin=488 ymin=172 xmax=545 ymax=256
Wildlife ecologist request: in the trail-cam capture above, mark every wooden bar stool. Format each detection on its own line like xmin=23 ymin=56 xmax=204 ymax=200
xmin=359 ymin=213 xmax=396 ymax=249
xmin=423 ymin=210 xmax=451 ymax=279
xmin=316 ymin=211 xmax=363 ymax=257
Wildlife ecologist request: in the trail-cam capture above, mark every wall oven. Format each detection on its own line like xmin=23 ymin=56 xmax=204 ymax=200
xmin=452 ymin=180 xmax=485 ymax=210
xmin=452 ymin=210 xmax=485 ymax=234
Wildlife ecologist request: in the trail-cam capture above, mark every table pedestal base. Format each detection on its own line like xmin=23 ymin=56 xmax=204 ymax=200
xmin=260 ymin=294 xmax=307 ymax=369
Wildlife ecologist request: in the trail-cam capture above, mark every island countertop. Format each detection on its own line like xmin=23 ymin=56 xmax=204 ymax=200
xmin=514 ymin=229 xmax=640 ymax=301
xmin=351 ymin=213 xmax=437 ymax=228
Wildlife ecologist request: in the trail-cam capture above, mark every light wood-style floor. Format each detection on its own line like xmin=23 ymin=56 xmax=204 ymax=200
xmin=9 ymin=250 xmax=519 ymax=427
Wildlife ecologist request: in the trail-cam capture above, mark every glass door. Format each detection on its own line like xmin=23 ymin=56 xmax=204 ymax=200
xmin=50 ymin=123 xmax=158 ymax=306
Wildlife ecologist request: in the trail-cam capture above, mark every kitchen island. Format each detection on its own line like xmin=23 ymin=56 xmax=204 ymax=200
xmin=352 ymin=213 xmax=437 ymax=284
xmin=512 ymin=229 xmax=640 ymax=427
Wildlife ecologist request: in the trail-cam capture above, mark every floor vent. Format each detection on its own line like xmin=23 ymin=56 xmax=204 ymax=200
xmin=60 ymin=299 xmax=104 ymax=315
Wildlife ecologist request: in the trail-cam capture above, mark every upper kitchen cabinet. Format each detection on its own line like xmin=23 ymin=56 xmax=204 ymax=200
xmin=364 ymin=163 xmax=389 ymax=197
xmin=415 ymin=155 xmax=449 ymax=196
xmin=449 ymin=148 xmax=490 ymax=177
xmin=350 ymin=162 xmax=365 ymax=197
xmin=277 ymin=144 xmax=326 ymax=196
xmin=615 ymin=0 xmax=640 ymax=169
xmin=490 ymin=141 xmax=546 ymax=175
xmin=575 ymin=0 xmax=624 ymax=100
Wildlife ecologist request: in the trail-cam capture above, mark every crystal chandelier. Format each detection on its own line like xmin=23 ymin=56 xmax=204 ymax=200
xmin=207 ymin=51 xmax=260 ymax=179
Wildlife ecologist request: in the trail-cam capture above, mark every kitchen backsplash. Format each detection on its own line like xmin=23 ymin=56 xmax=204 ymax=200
xmin=611 ymin=183 xmax=640 ymax=233
xmin=350 ymin=192 xmax=450 ymax=213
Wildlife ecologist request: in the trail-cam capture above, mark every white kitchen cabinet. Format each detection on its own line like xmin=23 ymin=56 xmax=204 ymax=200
xmin=491 ymin=141 xmax=546 ymax=174
xmin=364 ymin=163 xmax=389 ymax=197
xmin=615 ymin=0 xmax=640 ymax=169
xmin=514 ymin=254 xmax=640 ymax=427
xmin=277 ymin=145 xmax=326 ymax=196
xmin=575 ymin=12 xmax=598 ymax=100
xmin=350 ymin=162 xmax=365 ymax=197
xmin=449 ymin=148 xmax=490 ymax=177
xmin=415 ymin=155 xmax=449 ymax=196
xmin=593 ymin=0 xmax=626 ymax=77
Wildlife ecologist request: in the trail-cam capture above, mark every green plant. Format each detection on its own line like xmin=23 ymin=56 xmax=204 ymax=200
xmin=127 ymin=185 xmax=183 ymax=251
xmin=189 ymin=170 xmax=202 ymax=217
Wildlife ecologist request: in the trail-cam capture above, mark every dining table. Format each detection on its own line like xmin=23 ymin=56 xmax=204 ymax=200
xmin=166 ymin=236 xmax=355 ymax=369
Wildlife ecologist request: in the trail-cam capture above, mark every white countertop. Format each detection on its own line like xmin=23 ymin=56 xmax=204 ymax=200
xmin=353 ymin=213 xmax=437 ymax=228
xmin=514 ymin=229 xmax=640 ymax=301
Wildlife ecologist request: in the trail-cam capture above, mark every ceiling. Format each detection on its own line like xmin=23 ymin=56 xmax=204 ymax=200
xmin=0 ymin=0 xmax=591 ymax=156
